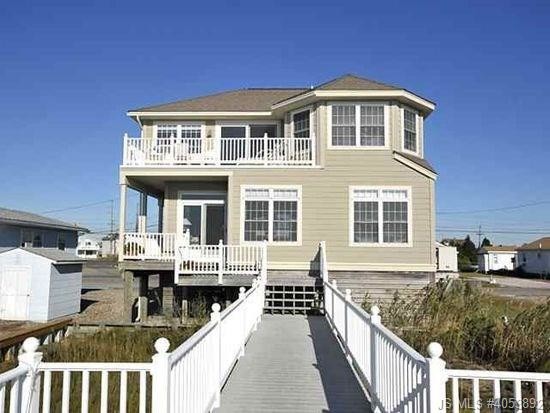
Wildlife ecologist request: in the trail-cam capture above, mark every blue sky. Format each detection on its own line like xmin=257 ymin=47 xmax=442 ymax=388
xmin=1 ymin=0 xmax=549 ymax=245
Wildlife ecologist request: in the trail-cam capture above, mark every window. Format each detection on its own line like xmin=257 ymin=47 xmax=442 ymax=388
xmin=58 ymin=233 xmax=66 ymax=251
xmin=242 ymin=187 xmax=301 ymax=243
xmin=403 ymin=109 xmax=418 ymax=153
xmin=350 ymin=187 xmax=410 ymax=245
xmin=330 ymin=103 xmax=387 ymax=147
xmin=156 ymin=124 xmax=202 ymax=141
xmin=21 ymin=230 xmax=33 ymax=247
xmin=292 ymin=110 xmax=310 ymax=138
xmin=32 ymin=233 xmax=43 ymax=248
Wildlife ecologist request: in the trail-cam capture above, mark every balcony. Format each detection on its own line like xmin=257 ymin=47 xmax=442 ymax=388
xmin=122 ymin=135 xmax=315 ymax=167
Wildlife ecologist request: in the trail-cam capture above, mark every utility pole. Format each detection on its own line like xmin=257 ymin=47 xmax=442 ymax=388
xmin=109 ymin=199 xmax=115 ymax=255
xmin=477 ymin=225 xmax=482 ymax=248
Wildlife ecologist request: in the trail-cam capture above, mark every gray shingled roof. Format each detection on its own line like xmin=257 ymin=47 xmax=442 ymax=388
xmin=517 ymin=237 xmax=550 ymax=251
xmin=130 ymin=74 xmax=412 ymax=113
xmin=395 ymin=151 xmax=437 ymax=174
xmin=0 ymin=207 xmax=88 ymax=232
xmin=132 ymin=88 xmax=308 ymax=113
xmin=22 ymin=247 xmax=85 ymax=263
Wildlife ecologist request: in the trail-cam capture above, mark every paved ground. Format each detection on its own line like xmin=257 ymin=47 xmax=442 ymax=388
xmin=466 ymin=274 xmax=550 ymax=299
xmin=82 ymin=259 xmax=122 ymax=289
xmin=217 ymin=315 xmax=371 ymax=413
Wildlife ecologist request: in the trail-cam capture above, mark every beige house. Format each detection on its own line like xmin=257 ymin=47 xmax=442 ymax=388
xmin=118 ymin=74 xmax=437 ymax=320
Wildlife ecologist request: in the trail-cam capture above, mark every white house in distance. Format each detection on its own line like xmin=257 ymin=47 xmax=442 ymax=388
xmin=516 ymin=237 xmax=550 ymax=276
xmin=477 ymin=245 xmax=517 ymax=273
xmin=76 ymin=234 xmax=102 ymax=259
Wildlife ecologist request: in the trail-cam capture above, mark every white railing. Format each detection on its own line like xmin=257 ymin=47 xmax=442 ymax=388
xmin=152 ymin=278 xmax=265 ymax=412
xmin=324 ymin=279 xmax=430 ymax=412
xmin=1 ymin=278 xmax=265 ymax=413
xmin=446 ymin=370 xmax=549 ymax=413
xmin=123 ymin=135 xmax=315 ymax=167
xmin=122 ymin=232 xmax=176 ymax=260
xmin=175 ymin=240 xmax=267 ymax=284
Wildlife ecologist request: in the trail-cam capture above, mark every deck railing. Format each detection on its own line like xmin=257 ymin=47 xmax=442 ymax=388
xmin=0 ymin=278 xmax=265 ymax=413
xmin=122 ymin=232 xmax=176 ymax=261
xmin=123 ymin=135 xmax=315 ymax=167
xmin=174 ymin=240 xmax=267 ymax=284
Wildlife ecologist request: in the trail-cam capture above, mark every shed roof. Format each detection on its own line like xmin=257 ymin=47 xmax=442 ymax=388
xmin=478 ymin=245 xmax=517 ymax=254
xmin=0 ymin=207 xmax=88 ymax=232
xmin=0 ymin=247 xmax=84 ymax=263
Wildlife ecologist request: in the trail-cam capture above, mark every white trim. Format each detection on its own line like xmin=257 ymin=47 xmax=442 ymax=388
xmin=401 ymin=107 xmax=421 ymax=156
xmin=239 ymin=184 xmax=302 ymax=246
xmin=128 ymin=111 xmax=273 ymax=118
xmin=348 ymin=186 xmax=413 ymax=247
xmin=327 ymin=102 xmax=390 ymax=150
xmin=272 ymin=89 xmax=435 ymax=112
xmin=393 ymin=153 xmax=437 ymax=180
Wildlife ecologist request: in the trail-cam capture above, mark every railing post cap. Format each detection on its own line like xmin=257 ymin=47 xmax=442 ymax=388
xmin=22 ymin=337 xmax=39 ymax=353
xmin=154 ymin=337 xmax=170 ymax=354
xmin=370 ymin=305 xmax=380 ymax=316
xmin=239 ymin=286 xmax=246 ymax=294
xmin=331 ymin=279 xmax=337 ymax=287
xmin=427 ymin=342 xmax=443 ymax=359
xmin=211 ymin=303 xmax=221 ymax=313
xmin=345 ymin=288 xmax=351 ymax=295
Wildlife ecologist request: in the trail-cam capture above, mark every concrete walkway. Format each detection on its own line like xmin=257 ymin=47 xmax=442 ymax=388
xmin=216 ymin=315 xmax=371 ymax=413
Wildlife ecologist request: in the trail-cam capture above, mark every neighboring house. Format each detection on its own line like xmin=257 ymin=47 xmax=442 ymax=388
xmin=101 ymin=233 xmax=119 ymax=257
xmin=118 ymin=74 xmax=438 ymax=320
xmin=477 ymin=245 xmax=517 ymax=273
xmin=516 ymin=237 xmax=550 ymax=275
xmin=0 ymin=248 xmax=83 ymax=321
xmin=435 ymin=242 xmax=458 ymax=274
xmin=77 ymin=235 xmax=102 ymax=259
xmin=0 ymin=207 xmax=87 ymax=253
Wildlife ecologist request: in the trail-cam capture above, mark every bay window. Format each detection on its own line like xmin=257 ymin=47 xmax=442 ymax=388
xmin=350 ymin=187 xmax=411 ymax=245
xmin=330 ymin=103 xmax=388 ymax=148
xmin=242 ymin=187 xmax=301 ymax=244
xmin=403 ymin=108 xmax=418 ymax=153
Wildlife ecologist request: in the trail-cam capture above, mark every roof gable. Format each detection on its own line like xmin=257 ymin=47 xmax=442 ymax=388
xmin=315 ymin=74 xmax=400 ymax=91
xmin=517 ymin=237 xmax=550 ymax=250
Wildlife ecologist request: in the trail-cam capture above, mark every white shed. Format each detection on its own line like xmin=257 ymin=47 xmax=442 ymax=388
xmin=0 ymin=248 xmax=83 ymax=322
xmin=435 ymin=242 xmax=458 ymax=273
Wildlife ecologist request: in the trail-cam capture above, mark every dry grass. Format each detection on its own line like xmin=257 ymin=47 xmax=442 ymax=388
xmin=364 ymin=280 xmax=550 ymax=372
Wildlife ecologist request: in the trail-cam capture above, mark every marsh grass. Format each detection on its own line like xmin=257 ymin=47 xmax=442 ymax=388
xmin=364 ymin=280 xmax=550 ymax=372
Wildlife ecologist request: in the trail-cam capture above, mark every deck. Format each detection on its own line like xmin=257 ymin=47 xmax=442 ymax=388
xmin=216 ymin=315 xmax=372 ymax=413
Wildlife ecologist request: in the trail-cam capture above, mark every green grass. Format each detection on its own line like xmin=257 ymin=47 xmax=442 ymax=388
xmin=363 ymin=280 xmax=550 ymax=372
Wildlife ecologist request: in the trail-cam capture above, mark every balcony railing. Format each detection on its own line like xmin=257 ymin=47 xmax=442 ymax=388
xmin=122 ymin=135 xmax=315 ymax=167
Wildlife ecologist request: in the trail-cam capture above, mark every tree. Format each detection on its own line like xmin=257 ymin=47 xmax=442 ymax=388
xmin=481 ymin=237 xmax=492 ymax=247
xmin=458 ymin=235 xmax=478 ymax=264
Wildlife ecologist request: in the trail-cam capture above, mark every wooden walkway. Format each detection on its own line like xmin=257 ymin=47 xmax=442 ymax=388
xmin=216 ymin=315 xmax=371 ymax=413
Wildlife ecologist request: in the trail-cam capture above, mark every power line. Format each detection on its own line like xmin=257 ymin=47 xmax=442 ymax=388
xmin=436 ymin=227 xmax=550 ymax=235
xmin=437 ymin=200 xmax=550 ymax=215
xmin=41 ymin=199 xmax=114 ymax=214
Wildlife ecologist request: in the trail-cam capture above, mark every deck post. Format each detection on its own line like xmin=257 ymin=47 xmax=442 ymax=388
xmin=19 ymin=338 xmax=42 ymax=413
xmin=218 ymin=240 xmax=224 ymax=285
xmin=330 ymin=280 xmax=337 ymax=334
xmin=344 ymin=289 xmax=352 ymax=363
xmin=151 ymin=338 xmax=171 ymax=412
xmin=118 ymin=182 xmax=127 ymax=262
xmin=427 ymin=342 xmax=447 ymax=412
xmin=211 ymin=303 xmax=222 ymax=408
xmin=251 ymin=279 xmax=259 ymax=331
xmin=370 ymin=305 xmax=381 ymax=397
xmin=239 ymin=287 xmax=246 ymax=358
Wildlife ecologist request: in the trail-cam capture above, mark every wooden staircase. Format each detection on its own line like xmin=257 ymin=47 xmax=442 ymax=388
xmin=328 ymin=271 xmax=433 ymax=305
xmin=264 ymin=271 xmax=323 ymax=314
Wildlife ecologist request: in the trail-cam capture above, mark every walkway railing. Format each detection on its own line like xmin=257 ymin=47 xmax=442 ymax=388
xmin=319 ymin=241 xmax=549 ymax=413
xmin=0 ymin=278 xmax=265 ymax=413
xmin=123 ymin=135 xmax=315 ymax=167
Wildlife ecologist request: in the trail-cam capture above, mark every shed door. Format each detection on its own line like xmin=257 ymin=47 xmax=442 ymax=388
xmin=0 ymin=266 xmax=31 ymax=320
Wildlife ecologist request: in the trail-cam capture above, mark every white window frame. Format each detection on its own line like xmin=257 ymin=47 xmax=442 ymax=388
xmin=153 ymin=121 xmax=206 ymax=140
xmin=240 ymin=185 xmax=302 ymax=246
xmin=290 ymin=106 xmax=313 ymax=138
xmin=401 ymin=107 xmax=422 ymax=156
xmin=327 ymin=102 xmax=390 ymax=150
xmin=349 ymin=186 xmax=413 ymax=247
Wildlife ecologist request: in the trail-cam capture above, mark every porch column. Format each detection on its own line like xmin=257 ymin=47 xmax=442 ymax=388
xmin=118 ymin=183 xmax=127 ymax=262
xmin=138 ymin=191 xmax=148 ymax=233
xmin=158 ymin=197 xmax=164 ymax=233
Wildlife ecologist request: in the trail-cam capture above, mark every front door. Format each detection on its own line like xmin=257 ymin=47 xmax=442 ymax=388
xmin=220 ymin=126 xmax=246 ymax=162
xmin=182 ymin=201 xmax=226 ymax=245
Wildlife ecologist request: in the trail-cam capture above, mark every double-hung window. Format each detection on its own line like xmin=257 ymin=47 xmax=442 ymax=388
xmin=292 ymin=110 xmax=310 ymax=138
xmin=403 ymin=108 xmax=419 ymax=153
xmin=156 ymin=124 xmax=203 ymax=141
xmin=350 ymin=187 xmax=411 ymax=245
xmin=243 ymin=187 xmax=301 ymax=244
xmin=330 ymin=103 xmax=388 ymax=148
